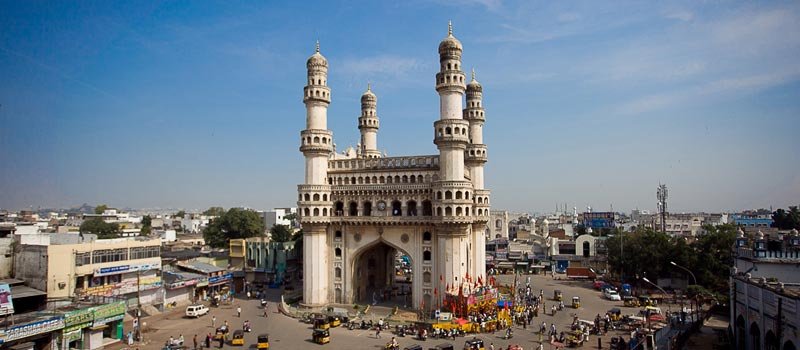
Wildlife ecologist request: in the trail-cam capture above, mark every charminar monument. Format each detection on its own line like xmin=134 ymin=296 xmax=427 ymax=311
xmin=298 ymin=22 xmax=490 ymax=309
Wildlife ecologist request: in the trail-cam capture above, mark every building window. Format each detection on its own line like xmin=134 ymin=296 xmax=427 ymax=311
xmin=335 ymin=248 xmax=342 ymax=258
xmin=130 ymin=246 xmax=160 ymax=260
xmin=334 ymin=231 xmax=342 ymax=241
xmin=423 ymin=251 xmax=432 ymax=261
xmin=335 ymin=267 xmax=342 ymax=279
xmin=75 ymin=252 xmax=91 ymax=267
xmin=423 ymin=271 xmax=432 ymax=283
xmin=392 ymin=201 xmax=402 ymax=216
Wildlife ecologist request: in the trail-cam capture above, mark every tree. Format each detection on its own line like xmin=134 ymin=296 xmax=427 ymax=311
xmin=94 ymin=204 xmax=108 ymax=215
xmin=772 ymin=206 xmax=800 ymax=229
xmin=270 ymin=224 xmax=293 ymax=242
xmin=141 ymin=215 xmax=152 ymax=236
xmin=203 ymin=207 xmax=226 ymax=216
xmin=80 ymin=217 xmax=121 ymax=239
xmin=202 ymin=208 xmax=265 ymax=248
xmin=175 ymin=210 xmax=186 ymax=219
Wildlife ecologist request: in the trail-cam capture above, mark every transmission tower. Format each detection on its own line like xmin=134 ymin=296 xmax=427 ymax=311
xmin=657 ymin=184 xmax=668 ymax=233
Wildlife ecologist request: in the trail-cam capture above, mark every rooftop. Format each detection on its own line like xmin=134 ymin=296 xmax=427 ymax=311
xmin=178 ymin=261 xmax=225 ymax=274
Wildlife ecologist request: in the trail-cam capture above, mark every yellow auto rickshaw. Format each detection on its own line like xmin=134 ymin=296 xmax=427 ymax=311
xmin=257 ymin=334 xmax=270 ymax=349
xmin=554 ymin=290 xmax=563 ymax=302
xmin=638 ymin=295 xmax=655 ymax=307
xmin=623 ymin=296 xmax=640 ymax=307
xmin=214 ymin=327 xmax=229 ymax=341
xmin=314 ymin=317 xmax=331 ymax=330
xmin=231 ymin=330 xmax=245 ymax=346
xmin=572 ymin=296 xmax=581 ymax=308
xmin=464 ymin=337 xmax=485 ymax=350
xmin=313 ymin=329 xmax=330 ymax=344
xmin=607 ymin=308 xmax=622 ymax=321
xmin=328 ymin=315 xmax=341 ymax=327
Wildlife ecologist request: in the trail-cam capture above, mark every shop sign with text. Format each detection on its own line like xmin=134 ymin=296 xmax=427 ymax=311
xmin=94 ymin=262 xmax=161 ymax=277
xmin=0 ymin=316 xmax=64 ymax=343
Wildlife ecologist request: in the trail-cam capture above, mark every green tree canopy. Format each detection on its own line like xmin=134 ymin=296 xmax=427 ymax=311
xmin=94 ymin=204 xmax=108 ymax=215
xmin=270 ymin=224 xmax=293 ymax=242
xmin=772 ymin=206 xmax=800 ymax=230
xmin=80 ymin=217 xmax=121 ymax=239
xmin=203 ymin=206 xmax=226 ymax=216
xmin=202 ymin=208 xmax=265 ymax=248
xmin=175 ymin=210 xmax=186 ymax=219
xmin=141 ymin=215 xmax=152 ymax=236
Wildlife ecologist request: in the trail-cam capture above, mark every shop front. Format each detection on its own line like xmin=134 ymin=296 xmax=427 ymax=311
xmin=0 ymin=315 xmax=64 ymax=349
xmin=61 ymin=307 xmax=93 ymax=350
xmin=87 ymin=301 xmax=126 ymax=347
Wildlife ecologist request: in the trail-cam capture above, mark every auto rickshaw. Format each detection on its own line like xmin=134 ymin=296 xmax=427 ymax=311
xmin=327 ymin=315 xmax=341 ymax=327
xmin=312 ymin=329 xmax=330 ymax=344
xmin=607 ymin=308 xmax=622 ymax=321
xmin=638 ymin=295 xmax=655 ymax=307
xmin=230 ymin=330 xmax=245 ymax=346
xmin=257 ymin=334 xmax=270 ymax=349
xmin=214 ymin=327 xmax=229 ymax=341
xmin=314 ymin=317 xmax=331 ymax=330
xmin=554 ymin=290 xmax=563 ymax=301
xmin=623 ymin=296 xmax=640 ymax=307
xmin=572 ymin=296 xmax=581 ymax=308
xmin=464 ymin=338 xmax=485 ymax=350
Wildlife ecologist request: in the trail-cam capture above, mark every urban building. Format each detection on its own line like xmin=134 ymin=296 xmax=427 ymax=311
xmin=14 ymin=234 xmax=163 ymax=310
xmin=229 ymin=238 xmax=300 ymax=290
xmin=297 ymin=24 xmax=490 ymax=307
xmin=489 ymin=210 xmax=509 ymax=239
xmin=263 ymin=208 xmax=298 ymax=231
xmin=730 ymin=228 xmax=799 ymax=350
xmin=732 ymin=212 xmax=774 ymax=228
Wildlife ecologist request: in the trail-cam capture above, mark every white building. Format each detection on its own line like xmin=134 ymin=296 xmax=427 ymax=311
xmin=730 ymin=228 xmax=799 ymax=350
xmin=297 ymin=24 xmax=489 ymax=307
xmin=263 ymin=207 xmax=297 ymax=230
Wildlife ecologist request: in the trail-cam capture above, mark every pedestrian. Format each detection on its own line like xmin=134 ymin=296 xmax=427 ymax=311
xmin=237 ymin=306 xmax=242 ymax=318
xmin=489 ymin=343 xmax=495 ymax=350
xmin=263 ymin=308 xmax=268 ymax=318
xmin=205 ymin=333 xmax=211 ymax=348
xmin=193 ymin=334 xmax=198 ymax=350
xmin=212 ymin=315 xmax=216 ymax=328
xmin=127 ymin=331 xmax=133 ymax=345
xmin=218 ymin=336 xmax=224 ymax=349
xmin=376 ymin=326 xmax=382 ymax=339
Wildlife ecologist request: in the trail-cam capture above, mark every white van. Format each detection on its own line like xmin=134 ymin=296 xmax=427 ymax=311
xmin=185 ymin=304 xmax=209 ymax=318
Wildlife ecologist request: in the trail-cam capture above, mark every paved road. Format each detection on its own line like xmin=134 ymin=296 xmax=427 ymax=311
xmin=111 ymin=274 xmax=646 ymax=349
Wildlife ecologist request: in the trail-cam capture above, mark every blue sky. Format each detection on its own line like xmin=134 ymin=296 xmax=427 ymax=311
xmin=1 ymin=1 xmax=799 ymax=213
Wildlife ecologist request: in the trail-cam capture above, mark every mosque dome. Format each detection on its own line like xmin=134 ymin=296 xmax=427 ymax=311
xmin=438 ymin=21 xmax=463 ymax=55
xmin=466 ymin=69 xmax=482 ymax=92
xmin=361 ymin=84 xmax=376 ymax=104
xmin=307 ymin=41 xmax=328 ymax=68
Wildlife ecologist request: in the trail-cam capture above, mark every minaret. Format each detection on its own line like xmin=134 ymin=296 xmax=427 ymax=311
xmin=464 ymin=68 xmax=489 ymax=281
xmin=299 ymin=41 xmax=333 ymax=306
xmin=432 ymin=21 xmax=472 ymax=302
xmin=358 ymin=84 xmax=381 ymax=158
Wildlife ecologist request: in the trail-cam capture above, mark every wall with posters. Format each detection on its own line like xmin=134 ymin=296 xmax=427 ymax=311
xmin=0 ymin=283 xmax=14 ymax=316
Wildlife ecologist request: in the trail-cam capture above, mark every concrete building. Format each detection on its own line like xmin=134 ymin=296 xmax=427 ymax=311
xmin=263 ymin=208 xmax=298 ymax=231
xmin=229 ymin=238 xmax=300 ymax=289
xmin=730 ymin=228 xmax=800 ymax=350
xmin=490 ymin=210 xmax=509 ymax=239
xmin=297 ymin=24 xmax=490 ymax=308
xmin=14 ymin=234 xmax=163 ymax=309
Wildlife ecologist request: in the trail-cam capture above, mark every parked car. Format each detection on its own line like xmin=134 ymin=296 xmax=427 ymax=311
xmin=185 ymin=304 xmax=209 ymax=318
xmin=603 ymin=289 xmax=622 ymax=301
xmin=593 ymin=280 xmax=606 ymax=290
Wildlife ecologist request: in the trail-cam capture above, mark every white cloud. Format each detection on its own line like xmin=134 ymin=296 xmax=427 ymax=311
xmin=557 ymin=13 xmax=581 ymax=23
xmin=664 ymin=10 xmax=693 ymax=22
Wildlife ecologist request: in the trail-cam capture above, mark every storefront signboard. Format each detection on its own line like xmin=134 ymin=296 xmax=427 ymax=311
xmin=64 ymin=308 xmax=94 ymax=328
xmin=166 ymin=278 xmax=203 ymax=290
xmin=93 ymin=262 xmax=161 ymax=277
xmin=92 ymin=301 xmax=126 ymax=326
xmin=0 ymin=283 xmax=15 ymax=316
xmin=63 ymin=328 xmax=82 ymax=343
xmin=1 ymin=316 xmax=64 ymax=343
xmin=208 ymin=273 xmax=233 ymax=286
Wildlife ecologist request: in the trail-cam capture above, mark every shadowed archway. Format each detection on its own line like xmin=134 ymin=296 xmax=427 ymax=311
xmin=351 ymin=239 xmax=413 ymax=306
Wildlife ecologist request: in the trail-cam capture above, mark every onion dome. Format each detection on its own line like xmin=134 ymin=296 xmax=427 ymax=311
xmin=438 ymin=21 xmax=463 ymax=55
xmin=467 ymin=68 xmax=482 ymax=92
xmin=361 ymin=83 xmax=376 ymax=104
xmin=307 ymin=40 xmax=328 ymax=68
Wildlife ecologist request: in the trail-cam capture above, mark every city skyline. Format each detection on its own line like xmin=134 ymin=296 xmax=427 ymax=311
xmin=1 ymin=1 xmax=799 ymax=213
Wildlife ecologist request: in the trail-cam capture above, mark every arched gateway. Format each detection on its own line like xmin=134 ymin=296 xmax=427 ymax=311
xmin=297 ymin=24 xmax=491 ymax=309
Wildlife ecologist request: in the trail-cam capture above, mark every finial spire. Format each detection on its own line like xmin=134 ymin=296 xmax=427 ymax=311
xmin=367 ymin=82 xmax=371 ymax=91
xmin=471 ymin=68 xmax=476 ymax=81
xmin=448 ymin=20 xmax=453 ymax=36
xmin=315 ymin=40 xmax=320 ymax=53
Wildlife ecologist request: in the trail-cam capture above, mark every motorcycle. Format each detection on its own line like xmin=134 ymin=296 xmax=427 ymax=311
xmin=260 ymin=299 xmax=268 ymax=308
xmin=385 ymin=343 xmax=400 ymax=350
xmin=348 ymin=321 xmax=358 ymax=330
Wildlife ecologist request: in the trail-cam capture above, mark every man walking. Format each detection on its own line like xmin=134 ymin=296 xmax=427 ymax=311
xmin=193 ymin=334 xmax=198 ymax=350
xmin=237 ymin=306 xmax=242 ymax=318
xmin=212 ymin=315 xmax=216 ymax=328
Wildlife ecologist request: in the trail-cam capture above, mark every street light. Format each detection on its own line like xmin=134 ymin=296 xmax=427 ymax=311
xmin=641 ymin=277 xmax=671 ymax=313
xmin=669 ymin=261 xmax=696 ymax=285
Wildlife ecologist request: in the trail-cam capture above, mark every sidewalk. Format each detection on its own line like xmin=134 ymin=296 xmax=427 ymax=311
xmin=684 ymin=314 xmax=729 ymax=349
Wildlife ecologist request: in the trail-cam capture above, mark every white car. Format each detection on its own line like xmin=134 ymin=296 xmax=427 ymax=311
xmin=185 ymin=304 xmax=209 ymax=318
xmin=603 ymin=289 xmax=622 ymax=301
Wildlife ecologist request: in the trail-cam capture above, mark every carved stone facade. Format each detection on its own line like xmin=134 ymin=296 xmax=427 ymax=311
xmin=298 ymin=25 xmax=490 ymax=308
